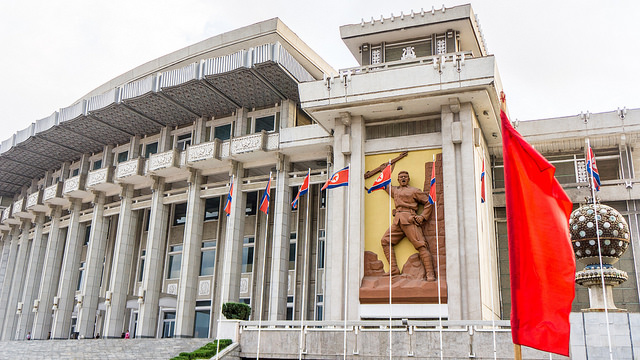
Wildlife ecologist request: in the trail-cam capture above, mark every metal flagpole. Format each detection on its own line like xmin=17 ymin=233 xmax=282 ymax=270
xmin=343 ymin=163 xmax=351 ymax=360
xmin=480 ymin=149 xmax=498 ymax=360
xmin=433 ymin=155 xmax=444 ymax=360
xmin=256 ymin=172 xmax=273 ymax=360
xmin=299 ymin=169 xmax=311 ymax=360
xmin=216 ymin=174 xmax=233 ymax=359
xmin=387 ymin=160 xmax=393 ymax=360
xmin=586 ymin=138 xmax=614 ymax=360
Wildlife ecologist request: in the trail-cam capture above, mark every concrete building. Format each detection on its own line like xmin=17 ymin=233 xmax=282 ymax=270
xmin=0 ymin=4 xmax=638 ymax=358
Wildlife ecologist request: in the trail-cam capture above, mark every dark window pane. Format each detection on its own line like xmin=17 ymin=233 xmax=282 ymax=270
xmin=242 ymin=246 xmax=254 ymax=273
xmin=200 ymin=249 xmax=216 ymax=276
xmin=204 ymin=197 xmax=220 ymax=221
xmin=72 ymin=168 xmax=79 ymax=177
xmin=254 ymin=115 xmax=275 ymax=133
xmin=167 ymin=254 xmax=181 ymax=279
xmin=193 ymin=310 xmax=210 ymax=338
xmin=145 ymin=142 xmax=158 ymax=158
xmin=173 ymin=203 xmax=187 ymax=225
xmin=289 ymin=242 xmax=296 ymax=270
xmin=92 ymin=160 xmax=102 ymax=170
xmin=214 ymin=124 xmax=231 ymax=141
xmin=117 ymin=151 xmax=129 ymax=163
xmin=245 ymin=192 xmax=257 ymax=215
xmin=138 ymin=258 xmax=145 ymax=282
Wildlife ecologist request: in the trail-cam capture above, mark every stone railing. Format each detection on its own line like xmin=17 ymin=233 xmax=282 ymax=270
xmin=13 ymin=198 xmax=24 ymax=214
xmin=63 ymin=174 xmax=85 ymax=195
xmin=26 ymin=190 xmax=43 ymax=209
xmin=1 ymin=207 xmax=10 ymax=223
xmin=43 ymin=182 xmax=63 ymax=202
xmin=231 ymin=132 xmax=266 ymax=155
xmin=87 ymin=166 xmax=114 ymax=187
xmin=115 ymin=157 xmax=145 ymax=180
xmin=187 ymin=139 xmax=221 ymax=164
xmin=148 ymin=149 xmax=179 ymax=172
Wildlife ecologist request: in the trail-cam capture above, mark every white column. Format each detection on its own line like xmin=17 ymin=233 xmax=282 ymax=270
xmin=0 ymin=231 xmax=14 ymax=317
xmin=137 ymin=177 xmax=169 ymax=338
xmin=268 ymin=157 xmax=291 ymax=320
xmin=0 ymin=226 xmax=22 ymax=332
xmin=175 ymin=170 xmax=205 ymax=337
xmin=1 ymin=220 xmax=32 ymax=340
xmin=76 ymin=192 xmax=109 ymax=338
xmin=51 ymin=199 xmax=83 ymax=339
xmin=441 ymin=103 xmax=482 ymax=320
xmin=31 ymin=206 xmax=65 ymax=339
xmin=347 ymin=115 xmax=365 ymax=320
xmin=103 ymin=185 xmax=139 ymax=338
xmin=16 ymin=214 xmax=47 ymax=339
xmin=220 ymin=163 xmax=246 ymax=303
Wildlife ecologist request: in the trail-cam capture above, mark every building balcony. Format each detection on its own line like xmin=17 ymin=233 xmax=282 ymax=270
xmin=43 ymin=181 xmax=68 ymax=206
xmin=12 ymin=197 xmax=33 ymax=220
xmin=0 ymin=206 xmax=15 ymax=228
xmin=227 ymin=131 xmax=279 ymax=161
xmin=3 ymin=202 xmax=21 ymax=225
xmin=115 ymin=157 xmax=147 ymax=185
xmin=87 ymin=166 xmax=119 ymax=194
xmin=148 ymin=149 xmax=185 ymax=177
xmin=63 ymin=174 xmax=91 ymax=200
xmin=186 ymin=139 xmax=222 ymax=169
xmin=26 ymin=189 xmax=48 ymax=213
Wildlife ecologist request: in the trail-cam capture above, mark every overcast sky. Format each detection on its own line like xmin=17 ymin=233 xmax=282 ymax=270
xmin=1 ymin=0 xmax=638 ymax=143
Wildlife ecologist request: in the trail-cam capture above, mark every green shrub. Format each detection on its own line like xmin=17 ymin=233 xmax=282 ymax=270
xmin=171 ymin=340 xmax=232 ymax=360
xmin=222 ymin=302 xmax=251 ymax=320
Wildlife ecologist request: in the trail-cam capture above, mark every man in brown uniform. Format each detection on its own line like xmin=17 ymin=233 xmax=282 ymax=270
xmin=381 ymin=170 xmax=437 ymax=281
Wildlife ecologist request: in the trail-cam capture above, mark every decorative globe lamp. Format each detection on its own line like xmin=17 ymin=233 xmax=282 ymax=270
xmin=569 ymin=203 xmax=630 ymax=311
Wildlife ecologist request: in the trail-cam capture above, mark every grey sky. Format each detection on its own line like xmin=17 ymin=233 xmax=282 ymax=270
xmin=1 ymin=0 xmax=638 ymax=143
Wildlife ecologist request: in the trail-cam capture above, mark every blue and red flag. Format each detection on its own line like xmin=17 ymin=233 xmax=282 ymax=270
xmin=480 ymin=159 xmax=486 ymax=203
xmin=368 ymin=163 xmax=391 ymax=194
xmin=224 ymin=175 xmax=234 ymax=216
xmin=322 ymin=166 xmax=349 ymax=191
xmin=291 ymin=170 xmax=310 ymax=209
xmin=428 ymin=161 xmax=436 ymax=204
xmin=259 ymin=173 xmax=272 ymax=215
xmin=586 ymin=146 xmax=601 ymax=191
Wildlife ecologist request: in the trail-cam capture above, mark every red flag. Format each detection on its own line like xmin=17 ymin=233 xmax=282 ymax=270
xmin=480 ymin=159 xmax=486 ymax=203
xmin=291 ymin=170 xmax=310 ymax=210
xmin=428 ymin=161 xmax=436 ymax=204
xmin=501 ymin=108 xmax=575 ymax=356
xmin=224 ymin=175 xmax=234 ymax=216
xmin=368 ymin=163 xmax=391 ymax=193
xmin=259 ymin=174 xmax=272 ymax=215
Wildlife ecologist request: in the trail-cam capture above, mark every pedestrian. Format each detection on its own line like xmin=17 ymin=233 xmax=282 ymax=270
xmin=26 ymin=332 xmax=31 ymax=340
xmin=124 ymin=330 xmax=130 ymax=339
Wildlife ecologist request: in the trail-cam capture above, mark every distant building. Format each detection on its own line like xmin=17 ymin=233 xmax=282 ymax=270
xmin=0 ymin=4 xmax=637 ymax=358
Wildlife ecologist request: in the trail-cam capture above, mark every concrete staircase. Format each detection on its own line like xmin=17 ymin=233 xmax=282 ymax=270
xmin=0 ymin=338 xmax=216 ymax=359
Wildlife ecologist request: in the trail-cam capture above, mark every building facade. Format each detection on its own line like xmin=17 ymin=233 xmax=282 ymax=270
xmin=0 ymin=5 xmax=637 ymax=356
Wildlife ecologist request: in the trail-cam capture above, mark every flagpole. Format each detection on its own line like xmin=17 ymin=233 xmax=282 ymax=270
xmin=480 ymin=148 xmax=498 ymax=360
xmin=586 ymin=138 xmax=614 ymax=360
xmin=299 ymin=169 xmax=311 ymax=360
xmin=342 ymin=163 xmax=351 ymax=360
xmin=216 ymin=174 xmax=233 ymax=359
xmin=387 ymin=160 xmax=393 ymax=360
xmin=433 ymin=155 xmax=443 ymax=360
xmin=256 ymin=172 xmax=272 ymax=360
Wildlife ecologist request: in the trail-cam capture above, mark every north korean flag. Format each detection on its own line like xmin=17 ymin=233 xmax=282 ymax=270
xmin=586 ymin=146 xmax=601 ymax=191
xmin=368 ymin=163 xmax=391 ymax=194
xmin=480 ymin=159 xmax=486 ymax=203
xmin=291 ymin=170 xmax=310 ymax=209
xmin=259 ymin=174 xmax=272 ymax=215
xmin=224 ymin=175 xmax=234 ymax=216
xmin=321 ymin=166 xmax=349 ymax=191
xmin=428 ymin=161 xmax=436 ymax=204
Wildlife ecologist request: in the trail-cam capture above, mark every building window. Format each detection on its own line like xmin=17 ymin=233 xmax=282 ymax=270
xmin=436 ymin=36 xmax=447 ymax=55
xmin=193 ymin=310 xmax=210 ymax=338
xmin=176 ymin=133 xmax=191 ymax=151
xmin=84 ymin=225 xmax=91 ymax=245
xmin=145 ymin=142 xmax=158 ymax=158
xmin=173 ymin=203 xmax=187 ymax=226
xmin=245 ymin=192 xmax=258 ymax=216
xmin=138 ymin=250 xmax=146 ymax=282
xmin=317 ymin=230 xmax=325 ymax=269
xmin=286 ymin=296 xmax=294 ymax=320
xmin=247 ymin=114 xmax=279 ymax=134
xmin=315 ymin=295 xmax=324 ymax=320
xmin=71 ymin=168 xmax=79 ymax=177
xmin=213 ymin=124 xmax=232 ymax=141
xmin=117 ymin=151 xmax=129 ymax=163
xmin=204 ymin=197 xmax=220 ymax=221
xmin=162 ymin=312 xmax=176 ymax=338
xmin=92 ymin=159 xmax=102 ymax=170
xmin=167 ymin=245 xmax=183 ymax=279
xmin=76 ymin=262 xmax=86 ymax=291
xmin=239 ymin=298 xmax=251 ymax=305
xmin=242 ymin=237 xmax=254 ymax=273
xmin=289 ymin=233 xmax=297 ymax=271
xmin=200 ymin=241 xmax=216 ymax=276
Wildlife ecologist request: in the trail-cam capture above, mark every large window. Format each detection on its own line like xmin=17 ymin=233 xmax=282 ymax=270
xmin=245 ymin=192 xmax=258 ymax=216
xmin=289 ymin=233 xmax=297 ymax=271
xmin=246 ymin=114 xmax=279 ymax=134
xmin=173 ymin=203 xmax=187 ymax=226
xmin=317 ymin=230 xmax=325 ymax=269
xmin=176 ymin=133 xmax=191 ymax=151
xmin=193 ymin=310 xmax=210 ymax=338
xmin=242 ymin=237 xmax=255 ymax=273
xmin=144 ymin=142 xmax=158 ymax=158
xmin=200 ymin=241 xmax=216 ymax=276
xmin=76 ymin=262 xmax=85 ymax=291
xmin=213 ymin=124 xmax=232 ymax=141
xmin=92 ymin=159 xmax=102 ymax=170
xmin=204 ymin=197 xmax=220 ymax=221
xmin=138 ymin=250 xmax=146 ymax=282
xmin=167 ymin=245 xmax=183 ymax=279
xmin=117 ymin=151 xmax=129 ymax=163
xmin=162 ymin=312 xmax=176 ymax=338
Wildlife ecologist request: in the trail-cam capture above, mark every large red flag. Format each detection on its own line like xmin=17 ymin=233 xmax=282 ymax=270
xmin=501 ymin=107 xmax=575 ymax=356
